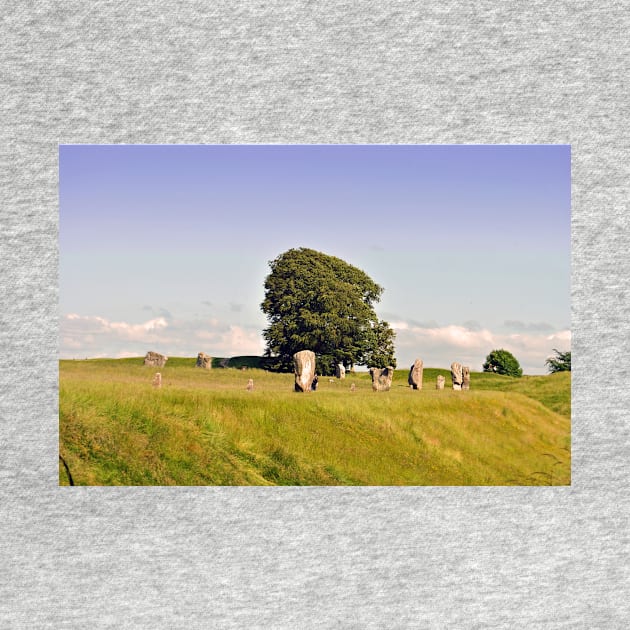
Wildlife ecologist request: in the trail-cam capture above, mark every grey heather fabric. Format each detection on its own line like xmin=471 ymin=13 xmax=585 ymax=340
xmin=1 ymin=2 xmax=629 ymax=628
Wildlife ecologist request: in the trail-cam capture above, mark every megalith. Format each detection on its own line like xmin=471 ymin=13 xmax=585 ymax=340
xmin=152 ymin=373 xmax=162 ymax=388
xmin=196 ymin=352 xmax=212 ymax=369
xmin=451 ymin=362 xmax=463 ymax=390
xmin=436 ymin=375 xmax=445 ymax=390
xmin=293 ymin=350 xmax=316 ymax=392
xmin=335 ymin=363 xmax=346 ymax=379
xmin=462 ymin=366 xmax=471 ymax=390
xmin=144 ymin=351 xmax=168 ymax=367
xmin=370 ymin=366 xmax=394 ymax=392
xmin=408 ymin=358 xmax=424 ymax=390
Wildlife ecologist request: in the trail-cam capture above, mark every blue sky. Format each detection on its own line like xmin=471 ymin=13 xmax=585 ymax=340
xmin=60 ymin=144 xmax=570 ymax=374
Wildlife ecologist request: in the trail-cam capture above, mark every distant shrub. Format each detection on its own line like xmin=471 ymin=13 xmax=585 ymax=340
xmin=545 ymin=349 xmax=571 ymax=373
xmin=483 ymin=349 xmax=523 ymax=377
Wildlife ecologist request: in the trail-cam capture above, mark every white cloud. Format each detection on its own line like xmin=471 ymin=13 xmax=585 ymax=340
xmin=547 ymin=330 xmax=571 ymax=342
xmin=389 ymin=321 xmax=409 ymax=331
xmin=393 ymin=322 xmax=571 ymax=375
xmin=62 ymin=314 xmax=169 ymax=343
xmin=407 ymin=324 xmax=495 ymax=349
xmin=195 ymin=325 xmax=265 ymax=356
xmin=107 ymin=317 xmax=168 ymax=337
xmin=60 ymin=313 xmax=264 ymax=359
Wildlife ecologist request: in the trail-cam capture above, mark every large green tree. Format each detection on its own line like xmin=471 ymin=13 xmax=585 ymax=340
xmin=261 ymin=248 xmax=396 ymax=374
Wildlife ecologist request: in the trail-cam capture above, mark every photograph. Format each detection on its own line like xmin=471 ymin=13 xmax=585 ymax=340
xmin=59 ymin=144 xmax=571 ymax=486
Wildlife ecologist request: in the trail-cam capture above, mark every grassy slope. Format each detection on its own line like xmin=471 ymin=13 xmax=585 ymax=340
xmin=423 ymin=367 xmax=571 ymax=418
xmin=59 ymin=359 xmax=571 ymax=486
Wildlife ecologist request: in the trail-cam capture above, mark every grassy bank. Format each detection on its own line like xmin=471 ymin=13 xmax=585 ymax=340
xmin=59 ymin=359 xmax=570 ymax=486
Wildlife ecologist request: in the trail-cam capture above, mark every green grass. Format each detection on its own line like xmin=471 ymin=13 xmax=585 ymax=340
xmin=59 ymin=358 xmax=571 ymax=486
xmin=422 ymin=367 xmax=571 ymax=418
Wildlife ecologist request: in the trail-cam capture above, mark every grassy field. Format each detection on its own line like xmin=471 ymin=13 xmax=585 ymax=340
xmin=59 ymin=358 xmax=571 ymax=486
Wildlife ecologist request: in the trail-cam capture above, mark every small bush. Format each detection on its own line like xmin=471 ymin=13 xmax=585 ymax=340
xmin=483 ymin=349 xmax=523 ymax=377
xmin=545 ymin=349 xmax=571 ymax=373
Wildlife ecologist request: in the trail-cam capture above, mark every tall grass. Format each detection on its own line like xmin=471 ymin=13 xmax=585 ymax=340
xmin=59 ymin=359 xmax=571 ymax=486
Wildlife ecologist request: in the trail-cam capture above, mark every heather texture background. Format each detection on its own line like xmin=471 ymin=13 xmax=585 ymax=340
xmin=2 ymin=2 xmax=629 ymax=627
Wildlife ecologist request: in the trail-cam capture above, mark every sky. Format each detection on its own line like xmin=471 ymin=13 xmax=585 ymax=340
xmin=59 ymin=144 xmax=570 ymax=374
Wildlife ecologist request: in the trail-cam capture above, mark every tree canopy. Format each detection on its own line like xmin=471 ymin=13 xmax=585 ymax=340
xmin=260 ymin=248 xmax=396 ymax=374
xmin=482 ymin=348 xmax=523 ymax=377
xmin=545 ymin=348 xmax=571 ymax=373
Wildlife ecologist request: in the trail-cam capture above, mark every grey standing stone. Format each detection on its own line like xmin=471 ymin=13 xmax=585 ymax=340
xmin=152 ymin=372 xmax=162 ymax=388
xmin=462 ymin=366 xmax=471 ymax=390
xmin=370 ymin=366 xmax=394 ymax=392
xmin=196 ymin=352 xmax=212 ymax=369
xmin=335 ymin=363 xmax=346 ymax=379
xmin=408 ymin=358 xmax=424 ymax=390
xmin=451 ymin=362 xmax=463 ymax=390
xmin=246 ymin=378 xmax=254 ymax=391
xmin=144 ymin=351 xmax=168 ymax=367
xmin=293 ymin=350 xmax=316 ymax=392
xmin=436 ymin=375 xmax=445 ymax=390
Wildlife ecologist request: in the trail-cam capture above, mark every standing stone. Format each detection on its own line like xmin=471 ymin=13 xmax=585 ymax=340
xmin=370 ymin=366 xmax=394 ymax=392
xmin=335 ymin=363 xmax=346 ymax=379
xmin=293 ymin=350 xmax=316 ymax=392
xmin=451 ymin=362 xmax=463 ymax=390
xmin=246 ymin=378 xmax=254 ymax=391
xmin=196 ymin=352 xmax=212 ymax=369
xmin=462 ymin=366 xmax=471 ymax=390
xmin=152 ymin=373 xmax=162 ymax=388
xmin=350 ymin=383 xmax=356 ymax=392
xmin=311 ymin=375 xmax=319 ymax=391
xmin=144 ymin=351 xmax=168 ymax=367
xmin=436 ymin=375 xmax=445 ymax=390
xmin=408 ymin=358 xmax=424 ymax=390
